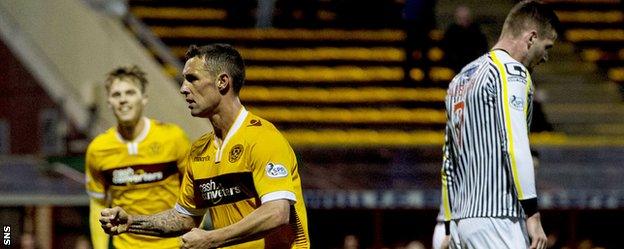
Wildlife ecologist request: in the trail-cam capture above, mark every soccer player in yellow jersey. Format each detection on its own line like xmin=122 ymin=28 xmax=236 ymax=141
xmin=99 ymin=44 xmax=310 ymax=249
xmin=86 ymin=66 xmax=190 ymax=249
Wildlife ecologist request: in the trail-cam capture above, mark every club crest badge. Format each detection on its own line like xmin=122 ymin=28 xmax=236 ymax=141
xmin=510 ymin=95 xmax=524 ymax=111
xmin=229 ymin=144 xmax=244 ymax=163
xmin=148 ymin=142 xmax=161 ymax=155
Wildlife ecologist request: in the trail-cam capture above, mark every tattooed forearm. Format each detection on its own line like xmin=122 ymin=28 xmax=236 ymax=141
xmin=127 ymin=209 xmax=195 ymax=237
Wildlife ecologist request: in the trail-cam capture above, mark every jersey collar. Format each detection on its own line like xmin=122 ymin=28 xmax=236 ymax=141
xmin=214 ymin=107 xmax=248 ymax=163
xmin=491 ymin=48 xmax=511 ymax=56
xmin=115 ymin=117 xmax=151 ymax=156
xmin=115 ymin=117 xmax=151 ymax=143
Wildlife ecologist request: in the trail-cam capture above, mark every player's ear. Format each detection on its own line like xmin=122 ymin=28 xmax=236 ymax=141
xmin=141 ymin=94 xmax=148 ymax=106
xmin=527 ymin=30 xmax=538 ymax=49
xmin=216 ymin=73 xmax=230 ymax=94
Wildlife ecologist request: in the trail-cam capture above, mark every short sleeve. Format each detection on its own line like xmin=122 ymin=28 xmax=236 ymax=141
xmin=85 ymin=146 xmax=106 ymax=200
xmin=249 ymin=130 xmax=298 ymax=204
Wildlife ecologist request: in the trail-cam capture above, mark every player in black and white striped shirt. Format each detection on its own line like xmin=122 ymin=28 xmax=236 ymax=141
xmin=440 ymin=1 xmax=560 ymax=248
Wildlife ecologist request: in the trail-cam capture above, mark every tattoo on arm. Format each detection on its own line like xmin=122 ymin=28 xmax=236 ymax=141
xmin=127 ymin=209 xmax=196 ymax=237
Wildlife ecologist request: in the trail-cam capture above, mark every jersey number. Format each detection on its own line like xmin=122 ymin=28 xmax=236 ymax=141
xmin=452 ymin=101 xmax=465 ymax=146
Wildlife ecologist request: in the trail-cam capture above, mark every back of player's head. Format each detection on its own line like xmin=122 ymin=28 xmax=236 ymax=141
xmin=104 ymin=65 xmax=148 ymax=93
xmin=501 ymin=0 xmax=561 ymax=39
xmin=185 ymin=44 xmax=246 ymax=94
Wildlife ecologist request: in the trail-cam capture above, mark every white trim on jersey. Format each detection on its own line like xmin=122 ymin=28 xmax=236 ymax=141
xmin=261 ymin=191 xmax=296 ymax=204
xmin=215 ymin=108 xmax=248 ymax=163
xmin=86 ymin=190 xmax=105 ymax=200
xmin=133 ymin=117 xmax=151 ymax=143
xmin=126 ymin=142 xmax=138 ymax=155
xmin=174 ymin=203 xmax=206 ymax=217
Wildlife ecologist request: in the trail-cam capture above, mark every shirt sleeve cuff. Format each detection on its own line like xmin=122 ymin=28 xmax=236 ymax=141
xmin=174 ymin=203 xmax=206 ymax=216
xmin=261 ymin=191 xmax=296 ymax=204
xmin=520 ymin=198 xmax=538 ymax=217
xmin=86 ymin=190 xmax=105 ymax=200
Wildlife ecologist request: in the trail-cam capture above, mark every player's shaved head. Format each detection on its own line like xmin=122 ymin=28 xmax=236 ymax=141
xmin=185 ymin=44 xmax=246 ymax=94
xmin=501 ymin=0 xmax=561 ymax=40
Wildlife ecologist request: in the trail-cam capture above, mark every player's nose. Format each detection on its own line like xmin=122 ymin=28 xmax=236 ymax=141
xmin=180 ymin=82 xmax=190 ymax=95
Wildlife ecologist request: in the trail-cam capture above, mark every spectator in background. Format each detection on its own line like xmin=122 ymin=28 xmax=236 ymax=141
xmin=256 ymin=0 xmax=277 ymax=28
xmin=442 ymin=5 xmax=489 ymax=73
xmin=274 ymin=0 xmax=320 ymax=28
xmin=256 ymin=0 xmax=277 ymax=29
xmin=402 ymin=0 xmax=436 ymax=83
xmin=256 ymin=0 xmax=321 ymax=29
xmin=20 ymin=233 xmax=38 ymax=249
xmin=225 ymin=0 xmax=256 ymax=27
xmin=343 ymin=234 xmax=360 ymax=249
xmin=336 ymin=0 xmax=402 ymax=29
xmin=73 ymin=235 xmax=91 ymax=249
xmin=405 ymin=240 xmax=426 ymax=249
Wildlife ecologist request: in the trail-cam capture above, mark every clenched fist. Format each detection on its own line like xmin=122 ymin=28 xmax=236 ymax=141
xmin=99 ymin=206 xmax=131 ymax=235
